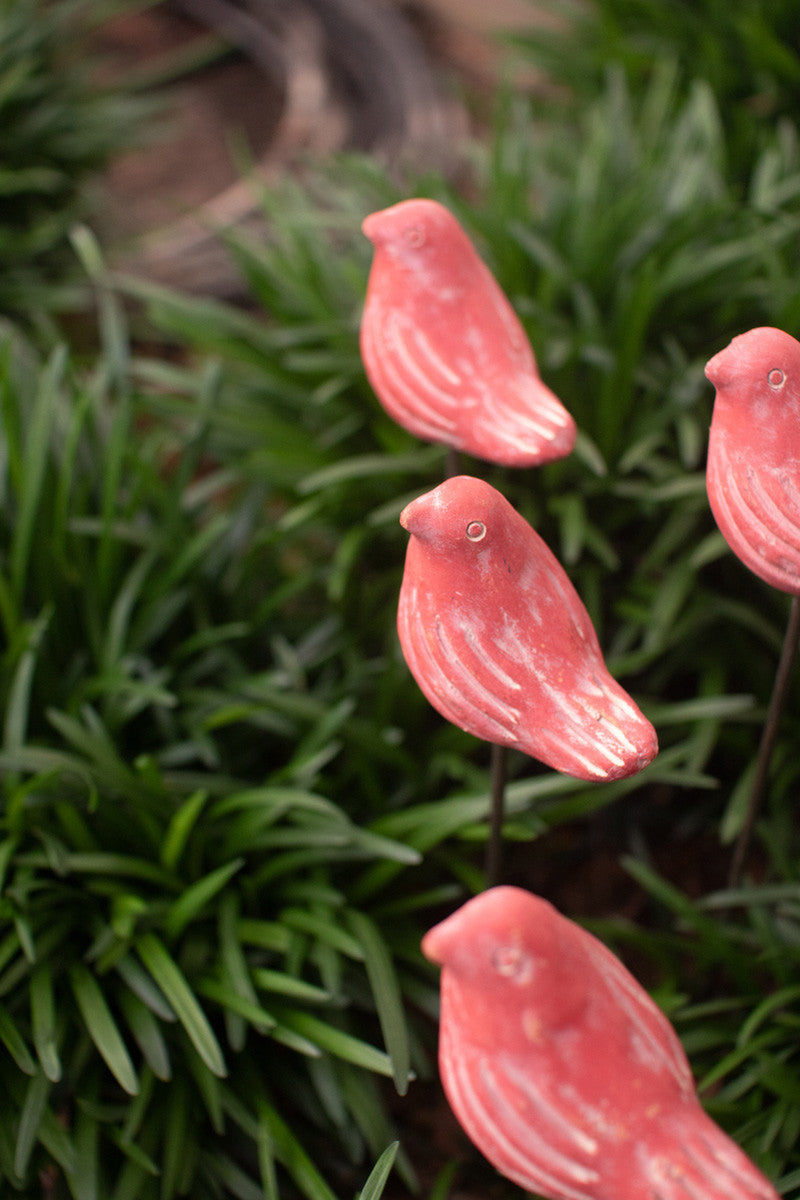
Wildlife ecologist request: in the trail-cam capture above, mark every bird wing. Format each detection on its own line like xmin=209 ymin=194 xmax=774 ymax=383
xmin=467 ymin=571 xmax=655 ymax=781
xmin=397 ymin=581 xmax=524 ymax=745
xmin=455 ymin=262 xmax=575 ymax=461
xmin=398 ymin=572 xmax=654 ymax=780
xmin=440 ymin=1018 xmax=602 ymax=1200
xmin=578 ymin=932 xmax=695 ymax=1095
xmin=362 ymin=284 xmax=574 ymax=464
xmin=708 ymin=439 xmax=800 ymax=590
xmin=360 ymin=301 xmax=461 ymax=442
xmin=467 ymin=373 xmax=576 ymax=462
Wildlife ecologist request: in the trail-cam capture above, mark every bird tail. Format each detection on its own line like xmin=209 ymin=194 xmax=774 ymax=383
xmin=535 ymin=669 xmax=658 ymax=782
xmin=638 ymin=1106 xmax=779 ymax=1200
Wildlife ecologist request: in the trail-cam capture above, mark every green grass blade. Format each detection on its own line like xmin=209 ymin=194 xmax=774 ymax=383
xmin=3 ymin=608 xmax=51 ymax=753
xmin=737 ymin=985 xmax=800 ymax=1048
xmin=114 ymin=954 xmax=176 ymax=1022
xmin=277 ymin=1011 xmax=394 ymax=1077
xmin=136 ymin=933 xmax=226 ymax=1077
xmin=296 ymin=449 xmax=442 ymax=494
xmin=30 ymin=962 xmax=61 ymax=1083
xmin=259 ymin=1101 xmax=337 ymax=1200
xmin=196 ymin=977 xmax=276 ymax=1033
xmin=347 ymin=910 xmax=411 ymax=1096
xmin=0 ymin=998 xmax=35 ymax=1073
xmin=255 ymin=1097 xmax=279 ymax=1200
xmin=64 ymin=1106 xmax=99 ymax=1200
xmin=217 ymin=892 xmax=254 ymax=1051
xmin=117 ymin=988 xmax=171 ymax=1081
xmin=70 ymin=964 xmax=139 ymax=1095
xmin=160 ymin=790 xmax=208 ymax=870
xmin=36 ymin=1107 xmax=76 ymax=1178
xmin=251 ymin=969 xmax=331 ymax=1004
xmin=10 ymin=345 xmax=65 ymax=600
xmin=279 ymin=909 xmax=364 ymax=959
xmin=163 ymin=858 xmax=245 ymax=940
xmin=357 ymin=1142 xmax=399 ymax=1200
xmin=14 ymin=1068 xmax=50 ymax=1180
xmin=185 ymin=1043 xmax=225 ymax=1134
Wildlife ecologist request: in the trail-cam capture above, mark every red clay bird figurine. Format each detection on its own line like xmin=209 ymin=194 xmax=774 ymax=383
xmin=361 ymin=198 xmax=576 ymax=467
xmin=423 ymin=886 xmax=780 ymax=1200
xmin=398 ymin=475 xmax=657 ymax=781
xmin=706 ymin=325 xmax=800 ymax=594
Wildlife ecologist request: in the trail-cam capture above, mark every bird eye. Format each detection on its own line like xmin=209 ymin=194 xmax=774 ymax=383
xmin=768 ymin=368 xmax=786 ymax=389
xmin=466 ymin=521 xmax=486 ymax=542
xmin=491 ymin=945 xmax=532 ymax=984
xmin=404 ymin=225 xmax=426 ymax=248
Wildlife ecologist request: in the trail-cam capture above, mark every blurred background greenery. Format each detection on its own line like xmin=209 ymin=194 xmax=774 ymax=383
xmin=1 ymin=0 xmax=800 ymax=1196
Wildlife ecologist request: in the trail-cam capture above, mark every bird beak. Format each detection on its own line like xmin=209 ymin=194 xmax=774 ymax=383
xmin=363 ymin=200 xmax=424 ymax=248
xmin=422 ymin=903 xmax=469 ymax=966
xmin=399 ymin=489 xmax=442 ymax=539
xmin=422 ymin=888 xmax=526 ymax=968
xmin=362 ymin=208 xmax=393 ymax=247
xmin=421 ymin=917 xmax=451 ymax=966
xmin=705 ymin=328 xmax=758 ymax=388
xmin=399 ymin=494 xmax=424 ymax=535
xmin=704 ymin=344 xmax=732 ymax=388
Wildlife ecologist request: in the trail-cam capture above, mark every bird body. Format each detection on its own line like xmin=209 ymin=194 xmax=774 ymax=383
xmin=397 ymin=475 xmax=657 ymax=781
xmin=706 ymin=325 xmax=800 ymax=594
xmin=422 ymin=887 xmax=780 ymax=1200
xmin=361 ymin=198 xmax=576 ymax=467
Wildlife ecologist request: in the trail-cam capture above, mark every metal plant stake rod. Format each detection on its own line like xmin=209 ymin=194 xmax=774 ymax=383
xmin=705 ymin=326 xmax=800 ymax=883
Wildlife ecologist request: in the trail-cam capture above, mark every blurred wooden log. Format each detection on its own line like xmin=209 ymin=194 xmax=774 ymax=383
xmin=118 ymin=0 xmax=468 ymax=296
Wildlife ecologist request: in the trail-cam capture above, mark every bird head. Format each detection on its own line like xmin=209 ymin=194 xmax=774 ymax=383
xmin=423 ymin=886 xmax=566 ymax=996
xmin=362 ymin=198 xmax=470 ymax=280
xmin=423 ymin=888 xmax=593 ymax=1043
xmin=400 ymin=475 xmax=516 ymax=564
xmin=705 ymin=326 xmax=800 ymax=405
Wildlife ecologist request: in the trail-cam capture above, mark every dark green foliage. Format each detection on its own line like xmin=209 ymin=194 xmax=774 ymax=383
xmin=0 ymin=0 xmax=145 ymax=334
xmin=3 ymin=1 xmax=800 ymax=1195
xmin=0 ymin=300 xmax=428 ymax=1197
xmin=507 ymin=0 xmax=800 ymax=177
xmin=117 ymin=68 xmax=800 ymax=1193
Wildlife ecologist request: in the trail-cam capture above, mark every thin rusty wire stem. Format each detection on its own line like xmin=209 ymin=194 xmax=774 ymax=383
xmin=485 ymin=743 xmax=507 ymax=888
xmin=728 ymin=593 xmax=800 ymax=885
xmin=444 ymin=446 xmax=460 ymax=479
